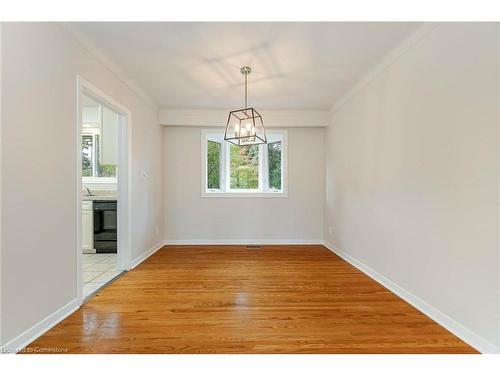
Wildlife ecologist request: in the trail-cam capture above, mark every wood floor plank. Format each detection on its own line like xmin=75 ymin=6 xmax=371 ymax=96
xmin=24 ymin=245 xmax=477 ymax=354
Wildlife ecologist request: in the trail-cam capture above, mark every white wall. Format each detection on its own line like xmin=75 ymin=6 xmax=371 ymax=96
xmin=164 ymin=126 xmax=324 ymax=243
xmin=325 ymin=23 xmax=500 ymax=351
xmin=0 ymin=23 xmax=164 ymax=346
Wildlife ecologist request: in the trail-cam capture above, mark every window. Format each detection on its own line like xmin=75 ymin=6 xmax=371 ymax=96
xmin=81 ymin=130 xmax=117 ymax=179
xmin=82 ymin=134 xmax=95 ymax=177
xmin=202 ymin=130 xmax=287 ymax=197
xmin=81 ymin=98 xmax=119 ymax=183
xmin=207 ymin=141 xmax=221 ymax=189
xmin=230 ymin=144 xmax=259 ymax=190
xmin=267 ymin=141 xmax=282 ymax=190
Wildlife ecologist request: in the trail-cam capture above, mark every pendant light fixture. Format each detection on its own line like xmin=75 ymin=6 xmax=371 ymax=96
xmin=224 ymin=66 xmax=267 ymax=146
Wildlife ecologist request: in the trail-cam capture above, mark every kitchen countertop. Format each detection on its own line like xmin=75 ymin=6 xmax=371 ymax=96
xmin=82 ymin=195 xmax=117 ymax=201
xmin=82 ymin=190 xmax=117 ymax=201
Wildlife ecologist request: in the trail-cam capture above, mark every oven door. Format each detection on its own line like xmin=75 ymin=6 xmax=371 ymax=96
xmin=93 ymin=200 xmax=117 ymax=253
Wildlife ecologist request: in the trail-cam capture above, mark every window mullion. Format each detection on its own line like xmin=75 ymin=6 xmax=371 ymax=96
xmin=225 ymin=142 xmax=230 ymax=192
xmin=92 ymin=134 xmax=97 ymax=177
xmin=203 ymin=130 xmax=285 ymax=196
xmin=258 ymin=145 xmax=262 ymax=191
xmin=219 ymin=140 xmax=224 ymax=192
xmin=261 ymin=144 xmax=268 ymax=192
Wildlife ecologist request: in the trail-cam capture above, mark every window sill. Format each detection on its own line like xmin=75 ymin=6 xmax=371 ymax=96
xmin=83 ymin=177 xmax=117 ymax=184
xmin=202 ymin=191 xmax=288 ymax=198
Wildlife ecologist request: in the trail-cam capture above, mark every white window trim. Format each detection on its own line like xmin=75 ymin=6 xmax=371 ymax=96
xmin=201 ymin=129 xmax=288 ymax=198
xmin=82 ymin=176 xmax=117 ymax=184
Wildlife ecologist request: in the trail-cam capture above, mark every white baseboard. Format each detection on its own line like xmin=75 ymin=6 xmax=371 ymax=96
xmin=322 ymin=241 xmax=500 ymax=354
xmin=163 ymin=239 xmax=324 ymax=245
xmin=1 ymin=298 xmax=80 ymax=354
xmin=8 ymin=239 xmax=491 ymax=354
xmin=0 ymin=241 xmax=167 ymax=354
xmin=128 ymin=240 xmax=167 ymax=269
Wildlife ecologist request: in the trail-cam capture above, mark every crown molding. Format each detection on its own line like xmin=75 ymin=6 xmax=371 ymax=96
xmin=159 ymin=108 xmax=330 ymax=127
xmin=61 ymin=23 xmax=159 ymax=111
xmin=330 ymin=23 xmax=438 ymax=115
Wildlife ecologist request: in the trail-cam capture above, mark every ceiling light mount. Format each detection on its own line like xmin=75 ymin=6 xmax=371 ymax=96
xmin=224 ymin=66 xmax=267 ymax=147
xmin=240 ymin=66 xmax=252 ymax=75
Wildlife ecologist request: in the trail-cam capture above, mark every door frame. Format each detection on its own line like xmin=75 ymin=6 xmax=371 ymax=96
xmin=76 ymin=76 xmax=132 ymax=304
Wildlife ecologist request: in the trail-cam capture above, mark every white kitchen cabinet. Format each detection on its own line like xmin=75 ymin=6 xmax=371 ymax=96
xmin=82 ymin=201 xmax=95 ymax=253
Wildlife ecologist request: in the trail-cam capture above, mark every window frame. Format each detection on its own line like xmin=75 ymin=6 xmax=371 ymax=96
xmin=201 ymin=129 xmax=288 ymax=198
xmin=82 ymin=133 xmax=97 ymax=177
xmin=81 ymin=129 xmax=117 ymax=185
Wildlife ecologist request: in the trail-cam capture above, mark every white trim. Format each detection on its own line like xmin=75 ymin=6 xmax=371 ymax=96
xmin=498 ymin=24 xmax=500 ymax=350
xmin=76 ymin=76 xmax=132 ymax=304
xmin=331 ymin=23 xmax=438 ymax=114
xmin=129 ymin=240 xmax=167 ymax=269
xmin=202 ymin=192 xmax=288 ymax=198
xmin=322 ymin=241 xmax=500 ymax=354
xmin=82 ymin=177 xmax=117 ymax=184
xmin=160 ymin=109 xmax=330 ymax=127
xmin=0 ymin=299 xmax=80 ymax=354
xmin=224 ymin=135 xmax=230 ymax=191
xmin=117 ymin=103 xmax=133 ymax=273
xmin=164 ymin=239 xmax=323 ymax=246
xmin=257 ymin=140 xmax=264 ymax=190
xmin=1 ymin=237 xmax=165 ymax=353
xmin=201 ymin=129 xmax=288 ymax=198
xmin=76 ymin=78 xmax=84 ymax=304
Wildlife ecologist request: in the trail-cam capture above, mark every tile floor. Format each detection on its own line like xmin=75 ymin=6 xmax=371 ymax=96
xmin=82 ymin=253 xmax=121 ymax=298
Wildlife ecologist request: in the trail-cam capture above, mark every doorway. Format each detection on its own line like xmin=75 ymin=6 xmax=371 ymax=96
xmin=76 ymin=77 xmax=131 ymax=303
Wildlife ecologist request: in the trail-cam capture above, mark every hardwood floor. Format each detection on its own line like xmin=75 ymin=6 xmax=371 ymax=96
xmin=25 ymin=245 xmax=477 ymax=353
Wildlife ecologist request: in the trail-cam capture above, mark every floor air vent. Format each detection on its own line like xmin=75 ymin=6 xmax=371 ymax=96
xmin=246 ymin=245 xmax=261 ymax=249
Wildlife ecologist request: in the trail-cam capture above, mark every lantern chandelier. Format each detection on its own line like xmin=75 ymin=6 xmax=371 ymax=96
xmin=224 ymin=66 xmax=267 ymax=146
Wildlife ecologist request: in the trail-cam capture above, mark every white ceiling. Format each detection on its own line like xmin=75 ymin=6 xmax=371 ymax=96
xmin=72 ymin=22 xmax=422 ymax=110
